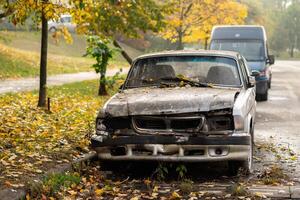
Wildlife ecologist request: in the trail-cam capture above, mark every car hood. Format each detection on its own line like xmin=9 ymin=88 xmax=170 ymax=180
xmin=103 ymin=87 xmax=240 ymax=117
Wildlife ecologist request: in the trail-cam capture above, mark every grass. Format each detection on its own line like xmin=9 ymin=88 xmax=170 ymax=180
xmin=0 ymin=31 xmax=135 ymax=79
xmin=0 ymin=51 xmax=36 ymax=78
xmin=28 ymin=172 xmax=81 ymax=198
xmin=273 ymin=50 xmax=300 ymax=60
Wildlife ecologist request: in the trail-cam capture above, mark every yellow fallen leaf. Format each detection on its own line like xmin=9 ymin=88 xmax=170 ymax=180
xmin=95 ymin=188 xmax=104 ymax=196
xmin=170 ymin=191 xmax=181 ymax=200
xmin=290 ymin=156 xmax=297 ymax=161
xmin=67 ymin=190 xmax=77 ymax=196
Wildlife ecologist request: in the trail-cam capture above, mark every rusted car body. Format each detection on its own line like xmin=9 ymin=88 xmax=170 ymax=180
xmin=91 ymin=50 xmax=256 ymax=174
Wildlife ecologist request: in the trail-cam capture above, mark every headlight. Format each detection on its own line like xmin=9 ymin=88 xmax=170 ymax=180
xmin=96 ymin=118 xmax=108 ymax=136
xmin=234 ymin=115 xmax=245 ymax=131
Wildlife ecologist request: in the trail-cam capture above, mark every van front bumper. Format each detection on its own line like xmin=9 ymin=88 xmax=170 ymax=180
xmin=91 ymin=135 xmax=251 ymax=162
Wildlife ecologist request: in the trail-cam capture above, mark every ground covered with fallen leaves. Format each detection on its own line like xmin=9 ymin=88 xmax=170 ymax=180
xmin=25 ymin=140 xmax=299 ymax=200
xmin=0 ymin=80 xmax=116 ymax=190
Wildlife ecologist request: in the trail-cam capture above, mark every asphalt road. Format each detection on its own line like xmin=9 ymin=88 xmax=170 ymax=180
xmin=255 ymin=60 xmax=300 ymax=153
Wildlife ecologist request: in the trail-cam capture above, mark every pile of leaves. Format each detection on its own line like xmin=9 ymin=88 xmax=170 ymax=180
xmin=0 ymin=81 xmax=116 ymax=189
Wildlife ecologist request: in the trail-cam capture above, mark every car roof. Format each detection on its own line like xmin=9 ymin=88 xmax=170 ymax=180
xmin=135 ymin=50 xmax=240 ymax=61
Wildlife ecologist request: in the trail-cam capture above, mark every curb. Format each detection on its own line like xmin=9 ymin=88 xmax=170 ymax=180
xmin=0 ymin=152 xmax=97 ymax=200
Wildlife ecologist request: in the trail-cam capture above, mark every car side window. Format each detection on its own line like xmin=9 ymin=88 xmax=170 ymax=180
xmin=239 ymin=59 xmax=249 ymax=88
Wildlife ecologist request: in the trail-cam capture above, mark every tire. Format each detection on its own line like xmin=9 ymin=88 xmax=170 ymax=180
xmin=256 ymin=90 xmax=268 ymax=101
xmin=268 ymin=78 xmax=272 ymax=89
xmin=228 ymin=134 xmax=253 ymax=176
xmin=49 ymin=27 xmax=57 ymax=33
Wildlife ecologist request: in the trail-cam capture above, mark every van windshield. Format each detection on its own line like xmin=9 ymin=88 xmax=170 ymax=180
xmin=210 ymin=40 xmax=265 ymax=61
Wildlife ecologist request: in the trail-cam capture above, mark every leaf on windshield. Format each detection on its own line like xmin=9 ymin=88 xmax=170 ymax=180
xmin=176 ymin=74 xmax=189 ymax=81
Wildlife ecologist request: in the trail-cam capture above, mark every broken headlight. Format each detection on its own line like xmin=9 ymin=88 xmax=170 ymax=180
xmin=96 ymin=118 xmax=108 ymax=136
xmin=207 ymin=115 xmax=234 ymax=131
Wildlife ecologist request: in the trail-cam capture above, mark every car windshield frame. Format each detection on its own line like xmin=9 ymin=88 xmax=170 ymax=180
xmin=210 ymin=39 xmax=266 ymax=62
xmin=123 ymin=55 xmax=243 ymax=90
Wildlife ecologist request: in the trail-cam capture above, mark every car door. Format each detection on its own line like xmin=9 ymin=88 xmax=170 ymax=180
xmin=239 ymin=57 xmax=256 ymax=128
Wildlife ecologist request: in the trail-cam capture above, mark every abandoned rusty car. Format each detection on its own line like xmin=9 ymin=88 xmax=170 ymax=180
xmin=91 ymin=50 xmax=257 ymax=174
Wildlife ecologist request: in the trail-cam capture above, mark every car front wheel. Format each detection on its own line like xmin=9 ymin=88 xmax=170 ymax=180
xmin=228 ymin=135 xmax=253 ymax=176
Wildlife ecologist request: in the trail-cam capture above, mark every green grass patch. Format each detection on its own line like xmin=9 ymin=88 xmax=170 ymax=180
xmin=47 ymin=79 xmax=107 ymax=96
xmin=28 ymin=172 xmax=81 ymax=198
xmin=0 ymin=51 xmax=38 ymax=78
xmin=42 ymin=173 xmax=81 ymax=195
xmin=0 ymin=31 xmax=131 ymax=79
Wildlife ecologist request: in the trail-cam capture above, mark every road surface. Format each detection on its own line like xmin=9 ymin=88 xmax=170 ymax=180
xmin=256 ymin=60 xmax=300 ymax=154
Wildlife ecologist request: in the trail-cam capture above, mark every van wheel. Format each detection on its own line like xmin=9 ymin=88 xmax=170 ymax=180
xmin=49 ymin=27 xmax=57 ymax=32
xmin=228 ymin=135 xmax=253 ymax=176
xmin=268 ymin=78 xmax=272 ymax=89
xmin=256 ymin=90 xmax=268 ymax=101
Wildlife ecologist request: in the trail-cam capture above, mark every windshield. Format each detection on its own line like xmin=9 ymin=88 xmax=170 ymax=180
xmin=125 ymin=56 xmax=241 ymax=89
xmin=210 ymin=40 xmax=265 ymax=61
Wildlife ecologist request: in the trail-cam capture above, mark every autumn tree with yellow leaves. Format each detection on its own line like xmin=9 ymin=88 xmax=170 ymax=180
xmin=2 ymin=0 xmax=70 ymax=107
xmin=3 ymin=0 xmax=166 ymax=98
xmin=160 ymin=0 xmax=248 ymax=50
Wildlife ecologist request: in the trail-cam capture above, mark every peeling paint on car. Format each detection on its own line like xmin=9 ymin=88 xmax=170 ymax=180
xmin=104 ymin=87 xmax=239 ymax=117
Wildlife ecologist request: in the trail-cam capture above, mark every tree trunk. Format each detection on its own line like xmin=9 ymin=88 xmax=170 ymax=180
xmin=176 ymin=33 xmax=184 ymax=50
xmin=38 ymin=6 xmax=48 ymax=107
xmin=290 ymin=45 xmax=294 ymax=58
xmin=98 ymin=74 xmax=108 ymax=95
xmin=204 ymin=38 xmax=208 ymax=50
xmin=113 ymin=40 xmax=132 ymax=65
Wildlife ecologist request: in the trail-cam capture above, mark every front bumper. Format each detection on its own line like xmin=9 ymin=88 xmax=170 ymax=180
xmin=91 ymin=135 xmax=250 ymax=162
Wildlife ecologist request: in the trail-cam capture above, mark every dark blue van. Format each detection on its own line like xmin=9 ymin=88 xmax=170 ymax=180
xmin=209 ymin=25 xmax=275 ymax=101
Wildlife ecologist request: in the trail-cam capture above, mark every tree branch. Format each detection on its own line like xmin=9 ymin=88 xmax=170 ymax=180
xmin=113 ymin=40 xmax=133 ymax=65
xmin=0 ymin=0 xmax=14 ymax=19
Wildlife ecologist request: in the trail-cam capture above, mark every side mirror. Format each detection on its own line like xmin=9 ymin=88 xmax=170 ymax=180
xmin=119 ymin=84 xmax=124 ymax=91
xmin=249 ymin=76 xmax=256 ymax=87
xmin=251 ymin=70 xmax=260 ymax=77
xmin=268 ymin=55 xmax=275 ymax=65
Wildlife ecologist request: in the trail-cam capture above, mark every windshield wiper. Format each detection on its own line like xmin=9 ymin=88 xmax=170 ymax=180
xmin=160 ymin=77 xmax=212 ymax=88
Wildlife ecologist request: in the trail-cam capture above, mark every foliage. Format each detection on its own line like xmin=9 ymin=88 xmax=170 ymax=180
xmin=9 ymin=0 xmax=67 ymax=25
xmin=85 ymin=36 xmax=115 ymax=95
xmin=42 ymin=173 xmax=81 ymax=196
xmin=155 ymin=163 xmax=169 ymax=181
xmin=159 ymin=0 xmax=248 ymax=49
xmin=176 ymin=164 xmax=187 ymax=179
xmin=272 ymin=3 xmax=300 ymax=57
xmin=227 ymin=183 xmax=249 ymax=197
xmin=0 ymin=80 xmax=119 ymax=189
xmin=71 ymin=0 xmax=166 ymax=40
xmin=154 ymin=163 xmax=188 ymax=181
